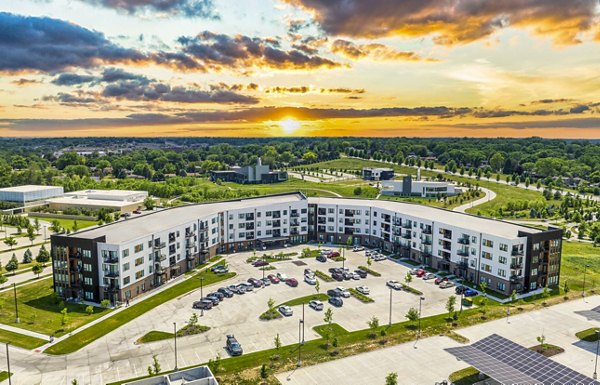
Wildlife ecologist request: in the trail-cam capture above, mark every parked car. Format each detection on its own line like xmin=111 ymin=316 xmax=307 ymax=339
xmin=193 ymin=299 xmax=213 ymax=310
xmin=285 ymin=278 xmax=299 ymax=287
xmin=329 ymin=267 xmax=342 ymax=274
xmin=132 ymin=210 xmax=142 ymax=214
xmin=440 ymin=281 xmax=455 ymax=289
xmin=218 ymin=287 xmax=234 ymax=298
xmin=373 ymin=254 xmax=387 ymax=261
xmin=316 ymin=255 xmax=327 ymax=262
xmin=252 ymin=260 xmax=269 ymax=267
xmin=332 ymin=272 xmax=344 ymax=281
xmin=276 ymin=272 xmax=288 ymax=281
xmin=279 ymin=305 xmax=293 ymax=316
xmin=267 ymin=274 xmax=280 ymax=284
xmin=205 ymin=295 xmax=220 ymax=305
xmin=227 ymin=284 xmax=243 ymax=294
xmin=434 ymin=277 xmax=449 ymax=285
xmin=261 ymin=277 xmax=271 ymax=287
xmin=328 ymin=296 xmax=343 ymax=307
xmin=327 ymin=288 xmax=342 ymax=297
xmin=356 ymin=286 xmax=370 ymax=295
xmin=455 ymin=285 xmax=468 ymax=295
xmin=386 ymin=280 xmax=402 ymax=290
xmin=209 ymin=291 xmax=224 ymax=300
xmin=365 ymin=250 xmax=372 ymax=257
xmin=213 ymin=266 xmax=229 ymax=274
xmin=247 ymin=278 xmax=263 ymax=288
xmin=463 ymin=288 xmax=478 ymax=297
xmin=352 ymin=246 xmax=365 ymax=252
xmin=355 ymin=269 xmax=368 ymax=278
xmin=304 ymin=268 xmax=315 ymax=277
xmin=308 ymin=300 xmax=324 ymax=311
xmin=423 ymin=273 xmax=436 ymax=280
xmin=211 ymin=264 xmax=227 ymax=272
xmin=120 ymin=212 xmax=131 ymax=218
xmin=321 ymin=249 xmax=332 ymax=256
xmin=342 ymin=270 xmax=353 ymax=280
xmin=415 ymin=269 xmax=426 ymax=277
xmin=410 ymin=268 xmax=420 ymax=275
xmin=329 ymin=251 xmax=341 ymax=258
xmin=350 ymin=272 xmax=360 ymax=280
xmin=241 ymin=282 xmax=254 ymax=292
xmin=336 ymin=286 xmax=351 ymax=298
xmin=236 ymin=283 xmax=249 ymax=293
xmin=226 ymin=335 xmax=243 ymax=356
xmin=304 ymin=275 xmax=317 ymax=285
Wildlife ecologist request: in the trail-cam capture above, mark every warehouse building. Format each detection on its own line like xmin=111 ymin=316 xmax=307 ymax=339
xmin=0 ymin=185 xmax=64 ymax=205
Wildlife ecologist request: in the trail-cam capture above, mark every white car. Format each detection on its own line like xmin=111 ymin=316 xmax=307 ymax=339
xmin=279 ymin=305 xmax=293 ymax=316
xmin=423 ymin=273 xmax=436 ymax=280
xmin=308 ymin=300 xmax=324 ymax=311
xmin=276 ymin=272 xmax=288 ymax=281
xmin=356 ymin=286 xmax=370 ymax=295
xmin=336 ymin=286 xmax=351 ymax=298
xmin=386 ymin=280 xmax=402 ymax=290
xmin=365 ymin=251 xmax=372 ymax=257
xmin=374 ymin=254 xmax=387 ymax=261
xmin=353 ymin=246 xmax=365 ymax=252
xmin=352 ymin=272 xmax=361 ymax=280
xmin=304 ymin=275 xmax=317 ymax=285
xmin=440 ymin=281 xmax=455 ymax=289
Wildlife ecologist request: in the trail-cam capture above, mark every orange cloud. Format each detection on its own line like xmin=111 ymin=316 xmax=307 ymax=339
xmin=331 ymin=39 xmax=436 ymax=61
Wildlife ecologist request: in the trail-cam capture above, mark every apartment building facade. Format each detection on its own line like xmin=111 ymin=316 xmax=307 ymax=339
xmin=51 ymin=193 xmax=561 ymax=303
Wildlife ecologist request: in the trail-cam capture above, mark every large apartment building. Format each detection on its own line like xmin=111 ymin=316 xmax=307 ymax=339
xmin=51 ymin=193 xmax=561 ymax=303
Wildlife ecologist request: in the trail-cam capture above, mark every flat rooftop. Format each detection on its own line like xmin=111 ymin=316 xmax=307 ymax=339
xmin=47 ymin=197 xmax=143 ymax=208
xmin=308 ymin=197 xmax=543 ymax=239
xmin=69 ymin=193 xmax=306 ymax=243
xmin=66 ymin=189 xmax=146 ymax=197
xmin=0 ymin=185 xmax=62 ymax=193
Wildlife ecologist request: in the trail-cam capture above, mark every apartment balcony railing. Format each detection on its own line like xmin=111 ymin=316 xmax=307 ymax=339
xmin=510 ymin=262 xmax=523 ymax=269
xmin=155 ymin=254 xmax=166 ymax=262
xmin=402 ymin=232 xmax=412 ymax=239
xmin=104 ymin=284 xmax=120 ymax=292
xmin=421 ymin=238 xmax=432 ymax=245
xmin=104 ymin=270 xmax=119 ymax=278
xmin=103 ymin=255 xmax=119 ymax=264
xmin=290 ymin=212 xmax=300 ymax=218
xmin=402 ymin=222 xmax=412 ymax=229
xmin=154 ymin=242 xmax=166 ymax=249
xmin=458 ymin=261 xmax=469 ymax=270
xmin=512 ymin=249 xmax=524 ymax=256
xmin=185 ymin=231 xmax=195 ymax=238
xmin=457 ymin=249 xmax=469 ymax=257
xmin=458 ymin=238 xmax=470 ymax=245
xmin=422 ymin=228 xmax=432 ymax=235
xmin=510 ymin=275 xmax=521 ymax=283
xmin=155 ymin=265 xmax=164 ymax=274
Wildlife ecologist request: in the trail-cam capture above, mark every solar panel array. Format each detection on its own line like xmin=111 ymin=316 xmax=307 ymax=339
xmin=446 ymin=334 xmax=599 ymax=385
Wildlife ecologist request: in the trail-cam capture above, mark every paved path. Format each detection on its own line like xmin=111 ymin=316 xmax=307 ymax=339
xmin=278 ymin=295 xmax=600 ymax=385
xmin=453 ymin=186 xmax=496 ymax=213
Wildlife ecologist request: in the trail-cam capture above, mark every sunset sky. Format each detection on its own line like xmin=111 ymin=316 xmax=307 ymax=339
xmin=1 ymin=0 xmax=600 ymax=138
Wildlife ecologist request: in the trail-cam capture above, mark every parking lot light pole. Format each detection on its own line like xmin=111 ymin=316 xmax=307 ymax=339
xmin=200 ymin=276 xmax=204 ymax=316
xmin=594 ymin=330 xmax=600 ymax=379
xmin=459 ymin=291 xmax=464 ymax=312
xmin=5 ymin=343 xmax=11 ymax=385
xmin=173 ymin=322 xmax=178 ymax=371
xmin=297 ymin=319 xmax=303 ymax=367
xmin=583 ymin=264 xmax=590 ymax=298
xmin=13 ymin=284 xmax=19 ymax=324
xmin=302 ymin=302 xmax=305 ymax=344
xmin=417 ymin=296 xmax=425 ymax=339
xmin=388 ymin=287 xmax=393 ymax=327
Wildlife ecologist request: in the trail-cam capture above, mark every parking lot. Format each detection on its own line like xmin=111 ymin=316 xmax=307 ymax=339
xmin=132 ymin=245 xmax=462 ymax=353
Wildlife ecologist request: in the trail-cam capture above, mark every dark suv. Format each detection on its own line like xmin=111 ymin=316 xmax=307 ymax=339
xmin=226 ymin=335 xmax=243 ymax=356
xmin=193 ymin=299 xmax=213 ymax=310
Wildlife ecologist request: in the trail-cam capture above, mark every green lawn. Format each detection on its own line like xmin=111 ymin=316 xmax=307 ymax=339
xmin=281 ymin=293 xmax=327 ymax=307
xmin=137 ymin=330 xmax=174 ymax=344
xmin=0 ymin=371 xmax=12 ymax=382
xmin=576 ymin=327 xmax=600 ymax=342
xmin=30 ymin=216 xmax=98 ymax=231
xmin=0 ymin=328 xmax=46 ymax=350
xmin=559 ymin=241 xmax=600 ymax=291
xmin=45 ymin=267 xmax=236 ymax=355
xmin=448 ymin=367 xmax=484 ymax=385
xmin=0 ymin=279 xmax=111 ymax=337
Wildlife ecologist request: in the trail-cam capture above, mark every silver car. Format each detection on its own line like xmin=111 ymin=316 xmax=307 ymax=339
xmin=304 ymin=275 xmax=317 ymax=285
xmin=279 ymin=305 xmax=293 ymax=316
xmin=308 ymin=300 xmax=324 ymax=311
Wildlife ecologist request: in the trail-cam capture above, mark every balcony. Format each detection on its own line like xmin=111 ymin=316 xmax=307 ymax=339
xmin=317 ymin=218 xmax=326 ymax=224
xmin=422 ymin=228 xmax=432 ymax=235
xmin=155 ymin=265 xmax=164 ymax=274
xmin=510 ymin=262 xmax=523 ymax=269
xmin=441 ymin=230 xmax=452 ymax=240
xmin=457 ymin=249 xmax=469 ymax=257
xmin=510 ymin=275 xmax=520 ymax=283
xmin=245 ymin=214 xmax=254 ymax=221
xmin=185 ymin=231 xmax=195 ymax=238
xmin=169 ymin=235 xmax=176 ymax=243
xmin=402 ymin=232 xmax=412 ymax=239
xmin=155 ymin=254 xmax=166 ymax=262
xmin=154 ymin=242 xmax=166 ymax=249
xmin=458 ymin=261 xmax=469 ymax=270
xmin=69 ymin=252 xmax=82 ymax=260
xmin=104 ymin=270 xmax=119 ymax=278
xmin=103 ymin=255 xmax=119 ymax=264
xmin=290 ymin=211 xmax=300 ymax=218
xmin=512 ymin=249 xmax=524 ymax=256
xmin=291 ymin=220 xmax=300 ymax=227
xmin=458 ymin=237 xmax=470 ymax=245
xmin=402 ymin=222 xmax=412 ymax=229
xmin=187 ymin=252 xmax=195 ymax=261
xmin=291 ymin=229 xmax=299 ymax=235
xmin=421 ymin=238 xmax=432 ymax=245
xmin=345 ymin=210 xmax=355 ymax=217
xmin=104 ymin=284 xmax=120 ymax=292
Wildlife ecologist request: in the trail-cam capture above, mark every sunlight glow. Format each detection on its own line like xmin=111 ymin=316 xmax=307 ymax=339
xmin=278 ymin=118 xmax=301 ymax=134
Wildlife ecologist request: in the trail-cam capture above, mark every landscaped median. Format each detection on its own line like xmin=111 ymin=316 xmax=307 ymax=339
xmin=348 ymin=288 xmax=374 ymax=303
xmin=358 ymin=265 xmax=381 ymax=277
xmin=576 ymin=327 xmax=600 ymax=342
xmin=0 ymin=328 xmax=47 ymax=350
xmin=44 ymin=261 xmax=235 ymax=355
xmin=314 ymin=270 xmax=334 ymax=282
xmin=137 ymin=314 xmax=210 ymax=344
xmin=260 ymin=294 xmax=328 ymax=320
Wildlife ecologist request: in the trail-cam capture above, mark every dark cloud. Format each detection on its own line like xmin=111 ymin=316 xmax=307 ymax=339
xmin=11 ymin=78 xmax=43 ymax=86
xmin=51 ymin=73 xmax=97 ymax=86
xmin=531 ymin=98 xmax=574 ymax=104
xmin=177 ymin=31 xmax=342 ymax=71
xmin=79 ymin=0 xmax=220 ymax=18
xmin=331 ymin=39 xmax=435 ymax=61
xmin=570 ymin=104 xmax=591 ymax=114
xmin=100 ymin=68 xmax=151 ymax=83
xmin=43 ymin=92 xmax=99 ymax=105
xmin=283 ymin=0 xmax=599 ymax=45
xmin=265 ymin=86 xmax=365 ymax=94
xmin=0 ymin=12 xmax=147 ymax=73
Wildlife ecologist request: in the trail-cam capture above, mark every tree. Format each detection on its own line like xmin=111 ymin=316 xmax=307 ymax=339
xmin=188 ymin=312 xmax=198 ymax=326
xmin=274 ymin=333 xmax=282 ymax=352
xmin=405 ymin=307 xmax=419 ymax=325
xmin=36 ymin=245 xmax=50 ymax=264
xmin=385 ymin=372 xmax=398 ymax=385
xmin=71 ymin=380 xmax=79 ymax=385
xmin=23 ymin=248 xmax=33 ymax=263
xmin=315 ymin=279 xmax=320 ymax=294
xmin=541 ymin=284 xmax=550 ymax=298
xmin=404 ymin=271 xmax=412 ymax=286
xmin=267 ymin=297 xmax=275 ymax=311
xmin=368 ymin=316 xmax=379 ymax=338
xmin=446 ymin=296 xmax=456 ymax=317
xmin=72 ymin=220 xmax=79 ymax=232
xmin=207 ymin=354 xmax=221 ymax=375
xmin=27 ymin=225 xmax=36 ymax=245
xmin=537 ymin=334 xmax=546 ymax=350
xmin=85 ymin=305 xmax=94 ymax=316
xmin=260 ymin=364 xmax=268 ymax=383
xmin=33 ymin=218 xmax=40 ymax=234
xmin=367 ymin=256 xmax=372 ymax=269
xmin=147 ymin=354 xmax=161 ymax=376
xmin=61 ymin=307 xmax=69 ymax=328
xmin=0 ymin=274 xmax=7 ymax=288
xmin=3 ymin=236 xmax=16 ymax=250
xmin=100 ymin=299 xmax=111 ymax=308
xmin=510 ymin=290 xmax=517 ymax=303
xmin=49 ymin=219 xmax=62 ymax=234
xmin=5 ymin=254 xmax=18 ymax=275
xmin=324 ymin=308 xmax=334 ymax=348
xmin=143 ymin=197 xmax=155 ymax=210
xmin=479 ymin=281 xmax=487 ymax=296
xmin=32 ymin=263 xmax=45 ymax=278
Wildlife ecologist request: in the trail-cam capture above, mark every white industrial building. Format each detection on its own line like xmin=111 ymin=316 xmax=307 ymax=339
xmin=47 ymin=189 xmax=148 ymax=212
xmin=0 ymin=185 xmax=64 ymax=205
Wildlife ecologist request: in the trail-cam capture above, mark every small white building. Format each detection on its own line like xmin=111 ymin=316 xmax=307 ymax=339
xmin=0 ymin=185 xmax=64 ymax=205
xmin=47 ymin=189 xmax=148 ymax=212
xmin=381 ymin=175 xmax=459 ymax=198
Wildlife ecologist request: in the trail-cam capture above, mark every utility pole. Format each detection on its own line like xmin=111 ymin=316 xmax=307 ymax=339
xmin=297 ymin=319 xmax=303 ymax=367
xmin=13 ymin=284 xmax=19 ymax=324
xmin=302 ymin=302 xmax=305 ymax=344
xmin=418 ymin=296 xmax=425 ymax=340
xmin=200 ymin=276 xmax=204 ymax=316
xmin=5 ymin=343 xmax=11 ymax=385
xmin=583 ymin=264 xmax=590 ymax=298
xmin=388 ymin=287 xmax=393 ymax=326
xmin=594 ymin=330 xmax=599 ymax=380
xmin=173 ymin=322 xmax=178 ymax=371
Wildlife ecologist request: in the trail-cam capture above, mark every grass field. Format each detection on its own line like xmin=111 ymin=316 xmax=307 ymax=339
xmin=0 ymin=278 xmax=110 ymax=337
xmin=45 ymin=265 xmax=235 ymax=355
xmin=137 ymin=330 xmax=174 ymax=344
xmin=0 ymin=371 xmax=12 ymax=382
xmin=0 ymin=328 xmax=46 ymax=349
xmin=559 ymin=241 xmax=600 ymax=291
xmin=30 ymin=216 xmax=98 ymax=231
xmin=576 ymin=327 xmax=600 ymax=342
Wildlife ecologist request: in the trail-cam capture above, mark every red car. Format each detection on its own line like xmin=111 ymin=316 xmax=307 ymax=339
xmin=434 ymin=277 xmax=449 ymax=285
xmin=285 ymin=278 xmax=299 ymax=287
xmin=267 ymin=274 xmax=280 ymax=284
xmin=415 ymin=269 xmax=426 ymax=277
xmin=252 ymin=260 xmax=269 ymax=267
xmin=328 ymin=251 xmax=340 ymax=258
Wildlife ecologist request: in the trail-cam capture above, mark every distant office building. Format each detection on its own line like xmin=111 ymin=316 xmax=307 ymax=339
xmin=362 ymin=167 xmax=394 ymax=181
xmin=123 ymin=366 xmax=218 ymax=385
xmin=47 ymin=189 xmax=148 ymax=212
xmin=381 ymin=175 xmax=459 ymax=198
xmin=0 ymin=185 xmax=64 ymax=205
xmin=210 ymin=158 xmax=288 ymax=184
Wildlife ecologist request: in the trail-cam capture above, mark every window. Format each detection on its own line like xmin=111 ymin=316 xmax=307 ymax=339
xmin=239 ymin=213 xmax=245 ymax=219
xmin=481 ymin=263 xmax=492 ymax=273
xmin=471 ymin=236 xmax=477 ymax=243
xmin=134 ymin=243 xmax=144 ymax=253
xmin=497 ymin=268 xmax=506 ymax=277
xmin=84 ymin=277 xmax=93 ymax=285
xmin=483 ymin=239 xmax=493 ymax=247
xmin=229 ymin=214 xmax=233 ymax=220
xmin=83 ymin=263 xmax=92 ymax=272
xmin=123 ymin=276 xmax=130 ymax=285
xmin=122 ymin=249 xmax=129 ymax=258
xmin=482 ymin=252 xmax=492 ymax=260
xmin=328 ymin=208 xmax=334 ymax=214
xmin=135 ymin=257 xmax=144 ymax=266
xmin=135 ymin=270 xmax=145 ymax=279
xmin=497 ymin=282 xmax=506 ymax=291
xmin=84 ymin=291 xmax=93 ymax=300
xmin=499 ymin=243 xmax=508 ymax=252
xmin=531 ymin=268 xmax=538 ymax=276
xmin=266 ymin=211 xmax=272 ymax=217
xmin=122 ymin=262 xmax=130 ymax=271
xmin=82 ymin=250 xmax=91 ymax=258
